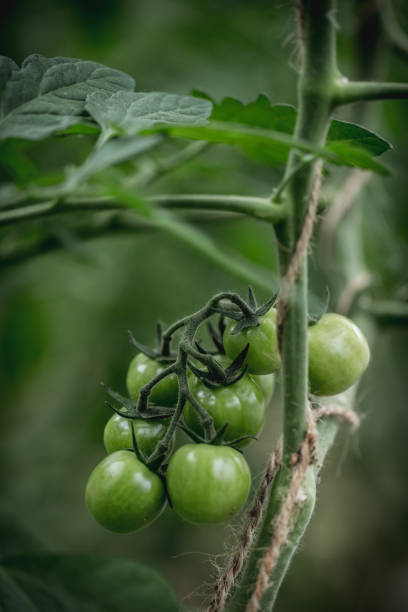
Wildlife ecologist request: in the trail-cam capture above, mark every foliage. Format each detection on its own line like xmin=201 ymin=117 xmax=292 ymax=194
xmin=1 ymin=1 xmax=408 ymax=611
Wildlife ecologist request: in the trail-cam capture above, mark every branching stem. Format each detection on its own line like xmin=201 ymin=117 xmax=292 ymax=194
xmin=333 ymin=78 xmax=408 ymax=105
xmin=111 ymin=291 xmax=267 ymax=469
xmin=0 ymin=194 xmax=286 ymax=228
xmin=228 ymin=1 xmax=338 ymax=609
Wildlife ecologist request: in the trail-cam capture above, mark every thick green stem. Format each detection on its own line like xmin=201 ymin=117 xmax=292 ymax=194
xmin=0 ymin=194 xmax=285 ymax=228
xmin=228 ymin=2 xmax=337 ymax=610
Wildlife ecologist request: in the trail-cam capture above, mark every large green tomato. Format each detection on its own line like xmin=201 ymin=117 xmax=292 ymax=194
xmin=126 ymin=353 xmax=178 ymax=406
xmin=103 ymin=414 xmax=173 ymax=457
xmin=184 ymin=362 xmax=266 ymax=446
xmin=223 ymin=308 xmax=281 ymax=375
xmin=85 ymin=450 xmax=166 ymax=533
xmin=166 ymin=444 xmax=251 ymax=524
xmin=308 ymin=313 xmax=370 ymax=396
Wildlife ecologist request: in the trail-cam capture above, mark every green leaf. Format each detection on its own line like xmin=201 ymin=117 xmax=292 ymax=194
xmin=0 ymin=554 xmax=179 ymax=612
xmin=325 ymin=141 xmax=389 ymax=174
xmin=152 ymin=121 xmax=389 ymax=175
xmin=86 ymin=90 xmax=212 ymax=141
xmin=5 ymin=135 xmax=162 ymax=202
xmin=55 ymin=121 xmax=101 ymax=137
xmin=193 ymin=92 xmax=390 ymax=158
xmin=65 ymin=134 xmax=162 ymax=188
xmin=0 ymin=54 xmax=135 ymax=142
xmin=194 ymin=92 xmax=296 ymax=133
xmin=328 ymin=119 xmax=390 ymax=156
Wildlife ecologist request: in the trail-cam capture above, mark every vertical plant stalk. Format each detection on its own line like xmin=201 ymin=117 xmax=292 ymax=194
xmin=226 ymin=2 xmax=339 ymax=610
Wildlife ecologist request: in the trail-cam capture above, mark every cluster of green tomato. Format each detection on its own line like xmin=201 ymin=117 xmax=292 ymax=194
xmin=85 ymin=309 xmax=370 ymax=533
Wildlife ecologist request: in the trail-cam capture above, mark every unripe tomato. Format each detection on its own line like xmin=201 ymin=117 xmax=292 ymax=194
xmin=126 ymin=353 xmax=178 ymax=406
xmin=308 ymin=313 xmax=370 ymax=396
xmin=85 ymin=450 xmax=166 ymax=533
xmin=184 ymin=363 xmax=266 ymax=447
xmin=252 ymin=373 xmax=275 ymax=403
xmin=166 ymin=444 xmax=251 ymax=524
xmin=103 ymin=414 xmax=174 ymax=457
xmin=223 ymin=308 xmax=281 ymax=375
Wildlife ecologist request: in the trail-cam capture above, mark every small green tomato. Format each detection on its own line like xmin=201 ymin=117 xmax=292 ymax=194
xmin=308 ymin=313 xmax=370 ymax=396
xmin=85 ymin=450 xmax=166 ymax=533
xmin=103 ymin=414 xmax=173 ymax=457
xmin=223 ymin=308 xmax=281 ymax=375
xmin=184 ymin=365 xmax=266 ymax=447
xmin=166 ymin=444 xmax=251 ymax=524
xmin=126 ymin=353 xmax=178 ymax=406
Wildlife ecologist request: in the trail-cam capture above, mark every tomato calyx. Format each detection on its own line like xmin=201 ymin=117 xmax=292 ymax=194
xmin=228 ymin=289 xmax=277 ymax=335
xmin=101 ymin=383 xmax=174 ymax=421
xmin=119 ymin=422 xmax=172 ymax=476
xmin=307 ymin=288 xmax=330 ymax=327
xmin=128 ymin=325 xmax=177 ymax=363
xmin=177 ymin=420 xmax=257 ymax=451
xmin=205 ymin=316 xmax=227 ymax=354
xmin=187 ymin=344 xmax=249 ymax=389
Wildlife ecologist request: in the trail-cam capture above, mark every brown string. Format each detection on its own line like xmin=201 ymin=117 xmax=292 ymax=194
xmin=207 ymin=441 xmax=282 ymax=612
xmin=313 ymin=403 xmax=360 ymax=431
xmin=244 ymin=402 xmax=360 ymax=612
xmin=244 ymin=405 xmax=317 ymax=612
xmin=206 ymin=399 xmax=359 ymax=612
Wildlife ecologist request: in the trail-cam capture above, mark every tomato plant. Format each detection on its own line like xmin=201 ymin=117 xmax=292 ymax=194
xmin=166 ymin=444 xmax=251 ymax=524
xmin=85 ymin=450 xmax=166 ymax=533
xmin=1 ymin=1 xmax=408 ymax=611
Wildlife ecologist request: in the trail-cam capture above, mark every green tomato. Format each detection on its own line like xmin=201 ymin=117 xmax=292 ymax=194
xmin=184 ymin=364 xmax=266 ymax=447
xmin=308 ymin=313 xmax=370 ymax=396
xmin=103 ymin=414 xmax=174 ymax=457
xmin=223 ymin=308 xmax=281 ymax=375
xmin=126 ymin=353 xmax=178 ymax=406
xmin=166 ymin=444 xmax=251 ymax=524
xmin=85 ymin=450 xmax=166 ymax=533
xmin=252 ymin=373 xmax=275 ymax=403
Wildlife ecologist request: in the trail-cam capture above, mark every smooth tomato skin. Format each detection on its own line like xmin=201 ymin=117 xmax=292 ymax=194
xmin=308 ymin=313 xmax=370 ymax=396
xmin=126 ymin=353 xmax=178 ymax=406
xmin=85 ymin=450 xmax=166 ymax=533
xmin=223 ymin=308 xmax=281 ymax=375
xmin=166 ymin=444 xmax=251 ymax=524
xmin=183 ymin=369 xmax=266 ymax=447
xmin=252 ymin=373 xmax=275 ymax=403
xmin=103 ymin=414 xmax=173 ymax=457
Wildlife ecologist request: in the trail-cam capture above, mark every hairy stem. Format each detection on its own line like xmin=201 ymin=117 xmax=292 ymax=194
xmin=0 ymin=194 xmax=285 ymax=228
xmin=333 ymin=79 xmax=408 ymax=105
xmin=228 ymin=1 xmax=338 ymax=609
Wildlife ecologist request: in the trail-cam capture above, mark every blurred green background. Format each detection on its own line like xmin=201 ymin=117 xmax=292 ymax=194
xmin=1 ymin=1 xmax=408 ymax=610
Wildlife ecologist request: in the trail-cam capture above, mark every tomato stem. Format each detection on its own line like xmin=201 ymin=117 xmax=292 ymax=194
xmin=228 ymin=1 xmax=338 ymax=609
xmin=106 ymin=290 xmax=274 ymax=469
